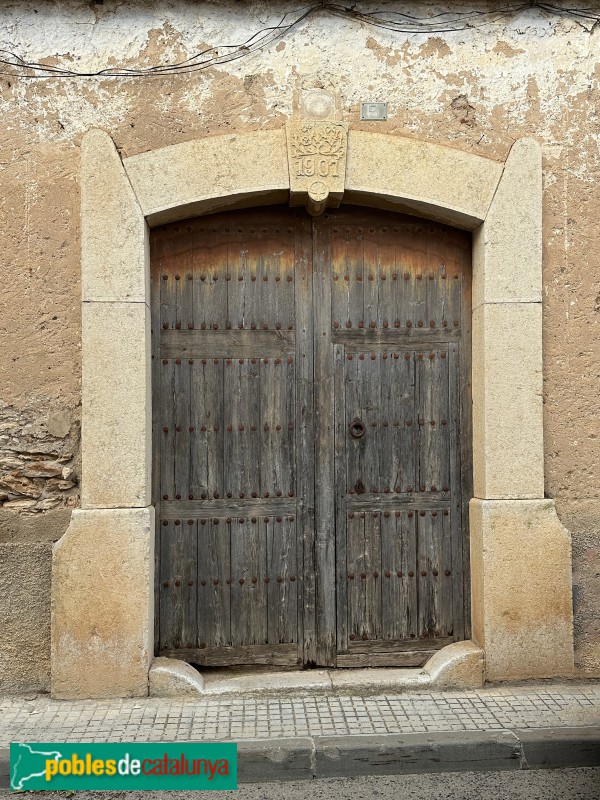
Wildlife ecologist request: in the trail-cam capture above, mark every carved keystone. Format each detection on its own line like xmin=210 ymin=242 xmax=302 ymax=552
xmin=286 ymin=120 xmax=348 ymax=216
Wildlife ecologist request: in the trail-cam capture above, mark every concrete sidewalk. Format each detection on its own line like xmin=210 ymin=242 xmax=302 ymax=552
xmin=1 ymin=681 xmax=599 ymax=786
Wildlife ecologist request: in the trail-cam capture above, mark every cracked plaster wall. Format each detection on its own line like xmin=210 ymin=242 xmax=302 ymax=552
xmin=0 ymin=0 xmax=598 ymax=687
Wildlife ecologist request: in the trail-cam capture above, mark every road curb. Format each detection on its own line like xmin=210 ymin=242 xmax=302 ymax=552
xmin=313 ymin=731 xmax=521 ymax=778
xmin=1 ymin=728 xmax=599 ymax=788
xmin=238 ymin=737 xmax=314 ymax=783
xmin=517 ymin=726 xmax=600 ymax=769
xmin=0 ymin=747 xmax=8 ymax=791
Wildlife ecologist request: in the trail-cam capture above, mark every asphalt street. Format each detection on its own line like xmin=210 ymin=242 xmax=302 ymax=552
xmin=1 ymin=768 xmax=599 ymax=800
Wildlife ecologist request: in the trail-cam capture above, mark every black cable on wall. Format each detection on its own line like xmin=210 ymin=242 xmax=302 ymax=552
xmin=0 ymin=2 xmax=597 ymax=79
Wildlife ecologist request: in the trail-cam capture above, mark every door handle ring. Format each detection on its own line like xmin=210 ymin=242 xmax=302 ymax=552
xmin=349 ymin=417 xmax=366 ymax=439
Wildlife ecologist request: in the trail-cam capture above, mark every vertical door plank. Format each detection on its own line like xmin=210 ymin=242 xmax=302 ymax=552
xmin=331 ymin=235 xmax=350 ymax=331
xmin=230 ymin=517 xmax=267 ymax=646
xmin=380 ymin=510 xmax=400 ymax=640
xmin=361 ymin=352 xmax=380 ymax=494
xmin=439 ymin=508 xmax=455 ymax=639
xmin=381 ymin=510 xmax=417 ymax=640
xmin=416 ymin=510 xmax=438 ymax=639
xmin=449 ymin=343 xmax=466 ymax=640
xmin=417 ymin=508 xmax=452 ymax=643
xmin=417 ymin=349 xmax=450 ymax=495
xmin=204 ymin=242 xmax=228 ymax=331
xmin=396 ymin=351 xmax=417 ymax=493
xmin=175 ymin=250 xmax=194 ymax=334
xmin=406 ymin=238 xmax=428 ymax=330
xmin=379 ymin=353 xmax=394 ymax=495
xmin=424 ymin=257 xmax=444 ymax=331
xmin=159 ymin=360 xmax=176 ymax=504
xmin=223 ymin=357 xmax=245 ymax=499
xmin=377 ymin=230 xmax=396 ymax=328
xmin=267 ymin=515 xmax=298 ymax=644
xmin=364 ymin=510 xmax=382 ymax=641
xmin=394 ymin=245 xmax=408 ymax=329
xmin=197 ymin=517 xmax=231 ymax=648
xmin=295 ymin=216 xmax=314 ymax=663
xmin=174 ymin=358 xmax=191 ymax=502
xmin=160 ymin=519 xmax=198 ymax=651
xmin=363 ymin=232 xmax=380 ymax=329
xmin=259 ymin=358 xmax=281 ymax=498
xmin=189 ymin=362 xmax=208 ymax=500
xmin=346 ymin=511 xmax=365 ymax=642
xmin=246 ymin=356 xmax=262 ymax=499
xmin=445 ymin=273 xmax=462 ymax=332
xmin=404 ymin=511 xmax=419 ymax=641
xmin=205 ymin=359 xmax=224 ymax=500
xmin=348 ymin=232 xmax=365 ymax=330
xmin=151 ymin=259 xmax=162 ymax=650
xmin=334 ymin=344 xmax=348 ymax=652
xmin=244 ymin=235 xmax=261 ymax=332
xmin=459 ymin=267 xmax=473 ymax=638
xmin=282 ymin=356 xmax=295 ymax=499
xmin=225 ymin=227 xmax=246 ymax=330
xmin=313 ymin=217 xmax=337 ymax=665
xmin=345 ymin=354 xmax=361 ymax=495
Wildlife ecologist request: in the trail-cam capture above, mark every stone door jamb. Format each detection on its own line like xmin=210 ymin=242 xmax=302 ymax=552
xmin=50 ymin=127 xmax=574 ymax=699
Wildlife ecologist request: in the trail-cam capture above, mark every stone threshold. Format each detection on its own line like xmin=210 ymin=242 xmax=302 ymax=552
xmin=149 ymin=640 xmax=483 ymax=698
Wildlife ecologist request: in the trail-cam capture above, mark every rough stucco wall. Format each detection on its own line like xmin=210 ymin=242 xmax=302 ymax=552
xmin=0 ymin=0 xmax=598 ymax=685
xmin=0 ymin=543 xmax=52 ymax=693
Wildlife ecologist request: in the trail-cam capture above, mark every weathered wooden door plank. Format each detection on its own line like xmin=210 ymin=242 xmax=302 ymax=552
xmin=312 ymin=216 xmax=337 ymax=667
xmin=295 ymin=216 xmax=316 ymax=663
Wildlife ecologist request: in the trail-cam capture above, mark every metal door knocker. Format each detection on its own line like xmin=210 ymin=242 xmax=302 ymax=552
xmin=349 ymin=417 xmax=366 ymax=439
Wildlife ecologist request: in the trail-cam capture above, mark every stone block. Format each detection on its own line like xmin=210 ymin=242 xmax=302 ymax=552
xmin=81 ymin=130 xmax=149 ymax=303
xmin=345 ymin=131 xmax=503 ymax=228
xmin=473 ymin=138 xmax=542 ymax=307
xmin=123 ymin=130 xmax=290 ymax=225
xmin=81 ymin=301 xmax=151 ymax=508
xmin=0 ymin=542 xmax=52 ymax=694
xmin=149 ymin=657 xmax=205 ymax=696
xmin=472 ymin=302 xmax=544 ymax=499
xmin=51 ymin=507 xmax=154 ymax=699
xmin=470 ymin=499 xmax=574 ymax=680
xmin=286 ymin=119 xmax=348 ymax=215
xmin=424 ymin=640 xmax=484 ymax=688
xmin=203 ymin=668 xmax=332 ymax=697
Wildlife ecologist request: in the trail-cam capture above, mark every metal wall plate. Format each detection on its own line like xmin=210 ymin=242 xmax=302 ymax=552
xmin=360 ymin=102 xmax=388 ymax=121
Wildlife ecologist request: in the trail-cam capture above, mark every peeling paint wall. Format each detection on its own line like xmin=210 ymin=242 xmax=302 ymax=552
xmin=1 ymin=0 xmax=599 ymax=687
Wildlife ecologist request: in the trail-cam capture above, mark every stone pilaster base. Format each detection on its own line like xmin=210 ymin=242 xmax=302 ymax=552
xmin=470 ymin=499 xmax=574 ymax=681
xmin=51 ymin=507 xmax=154 ymax=699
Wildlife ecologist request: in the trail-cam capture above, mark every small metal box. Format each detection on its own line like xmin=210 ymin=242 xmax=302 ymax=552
xmin=360 ymin=102 xmax=388 ymax=121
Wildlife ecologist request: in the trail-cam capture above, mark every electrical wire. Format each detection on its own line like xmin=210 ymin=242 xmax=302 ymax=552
xmin=0 ymin=2 xmax=598 ymax=80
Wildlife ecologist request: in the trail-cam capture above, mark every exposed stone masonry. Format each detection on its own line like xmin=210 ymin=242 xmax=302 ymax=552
xmin=0 ymin=402 xmax=79 ymax=514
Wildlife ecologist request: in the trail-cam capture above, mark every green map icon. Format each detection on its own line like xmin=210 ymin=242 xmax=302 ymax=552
xmin=11 ymin=743 xmax=63 ymax=791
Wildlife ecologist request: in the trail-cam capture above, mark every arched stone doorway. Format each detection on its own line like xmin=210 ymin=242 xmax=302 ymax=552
xmin=50 ymin=127 xmax=574 ymax=699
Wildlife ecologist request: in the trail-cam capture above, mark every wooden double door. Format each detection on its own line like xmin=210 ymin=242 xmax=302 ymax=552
xmin=152 ymin=205 xmax=472 ymax=668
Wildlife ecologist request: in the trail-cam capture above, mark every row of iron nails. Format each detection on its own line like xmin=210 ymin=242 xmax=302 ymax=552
xmin=161 ymin=322 xmax=459 ymax=329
